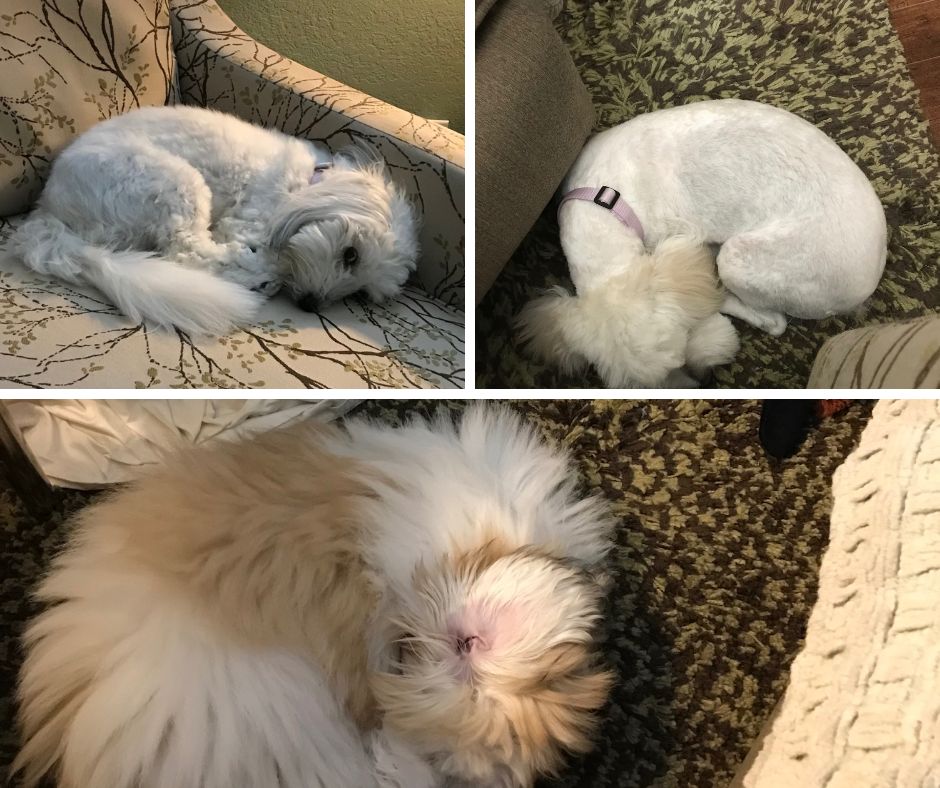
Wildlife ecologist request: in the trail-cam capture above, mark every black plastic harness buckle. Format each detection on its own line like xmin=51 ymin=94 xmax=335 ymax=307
xmin=593 ymin=186 xmax=620 ymax=209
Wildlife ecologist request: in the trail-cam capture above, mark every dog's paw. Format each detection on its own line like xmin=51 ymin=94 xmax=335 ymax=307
xmin=663 ymin=368 xmax=700 ymax=388
xmin=763 ymin=312 xmax=788 ymax=336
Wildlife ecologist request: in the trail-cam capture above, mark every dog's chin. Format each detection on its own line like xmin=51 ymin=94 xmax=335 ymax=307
xmin=373 ymin=549 xmax=612 ymax=788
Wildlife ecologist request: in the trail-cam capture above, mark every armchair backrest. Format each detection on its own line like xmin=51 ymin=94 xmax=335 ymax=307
xmin=0 ymin=0 xmax=177 ymax=217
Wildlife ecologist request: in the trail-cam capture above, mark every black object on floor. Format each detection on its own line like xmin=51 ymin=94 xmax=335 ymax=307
xmin=759 ymin=400 xmax=819 ymax=459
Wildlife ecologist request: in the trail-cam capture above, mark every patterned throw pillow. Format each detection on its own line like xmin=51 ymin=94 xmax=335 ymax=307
xmin=0 ymin=0 xmax=177 ymax=217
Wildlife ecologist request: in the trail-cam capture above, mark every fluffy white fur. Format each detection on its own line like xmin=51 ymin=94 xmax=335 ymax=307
xmin=9 ymin=106 xmax=420 ymax=335
xmin=14 ymin=407 xmax=613 ymax=788
xmin=518 ymin=99 xmax=887 ymax=387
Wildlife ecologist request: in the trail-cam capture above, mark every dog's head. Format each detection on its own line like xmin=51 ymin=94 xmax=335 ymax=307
xmin=269 ymin=149 xmax=420 ymax=311
xmin=373 ymin=543 xmax=611 ymax=788
xmin=516 ymin=238 xmax=739 ymax=387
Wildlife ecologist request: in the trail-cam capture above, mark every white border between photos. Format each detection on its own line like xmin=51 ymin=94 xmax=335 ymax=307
xmin=464 ymin=0 xmax=476 ymax=390
xmin=7 ymin=389 xmax=937 ymax=401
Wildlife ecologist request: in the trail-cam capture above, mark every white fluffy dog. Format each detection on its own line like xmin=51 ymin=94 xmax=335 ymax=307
xmin=14 ymin=407 xmax=613 ymax=788
xmin=518 ymin=99 xmax=887 ymax=387
xmin=9 ymin=106 xmax=419 ymax=335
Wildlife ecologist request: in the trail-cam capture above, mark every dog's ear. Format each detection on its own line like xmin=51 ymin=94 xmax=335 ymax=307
xmin=270 ymin=169 xmax=395 ymax=249
xmin=515 ymin=287 xmax=590 ymax=374
xmin=268 ymin=202 xmax=330 ymax=249
xmin=334 ymin=143 xmax=384 ymax=172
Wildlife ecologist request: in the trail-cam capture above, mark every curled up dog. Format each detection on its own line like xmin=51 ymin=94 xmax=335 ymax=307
xmin=9 ymin=106 xmax=420 ymax=335
xmin=14 ymin=407 xmax=613 ymax=788
xmin=517 ymin=99 xmax=888 ymax=387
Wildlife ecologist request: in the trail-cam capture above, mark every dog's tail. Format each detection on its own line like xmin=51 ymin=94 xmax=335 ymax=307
xmin=10 ymin=210 xmax=261 ymax=335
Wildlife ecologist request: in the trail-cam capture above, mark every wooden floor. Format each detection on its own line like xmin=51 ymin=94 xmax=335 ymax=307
xmin=888 ymin=0 xmax=940 ymax=148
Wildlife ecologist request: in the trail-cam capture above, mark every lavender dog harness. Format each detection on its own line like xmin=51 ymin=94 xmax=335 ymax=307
xmin=558 ymin=185 xmax=646 ymax=243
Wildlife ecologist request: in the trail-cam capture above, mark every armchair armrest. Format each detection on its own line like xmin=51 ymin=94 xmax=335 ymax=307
xmin=169 ymin=0 xmax=464 ymax=309
xmin=807 ymin=314 xmax=940 ymax=388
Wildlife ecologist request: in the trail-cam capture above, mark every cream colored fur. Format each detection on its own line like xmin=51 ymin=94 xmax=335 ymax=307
xmin=15 ymin=408 xmax=614 ymax=788
xmin=518 ymin=238 xmax=739 ymax=387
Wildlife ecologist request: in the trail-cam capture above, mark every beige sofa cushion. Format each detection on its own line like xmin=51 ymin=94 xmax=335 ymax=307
xmin=741 ymin=400 xmax=940 ymax=787
xmin=0 ymin=0 xmax=177 ymax=216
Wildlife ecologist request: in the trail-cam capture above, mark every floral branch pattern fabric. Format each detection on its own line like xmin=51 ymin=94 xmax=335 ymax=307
xmin=0 ymin=0 xmax=177 ymax=216
xmin=0 ymin=216 xmax=464 ymax=389
xmin=0 ymin=0 xmax=464 ymax=388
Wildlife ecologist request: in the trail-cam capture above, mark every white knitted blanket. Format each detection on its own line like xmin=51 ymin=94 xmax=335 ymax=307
xmin=745 ymin=399 xmax=940 ymax=788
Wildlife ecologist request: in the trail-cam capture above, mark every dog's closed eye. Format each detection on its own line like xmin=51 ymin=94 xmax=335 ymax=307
xmin=397 ymin=632 xmax=419 ymax=666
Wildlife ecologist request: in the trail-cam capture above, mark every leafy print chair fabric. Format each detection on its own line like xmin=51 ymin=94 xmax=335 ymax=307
xmin=0 ymin=0 xmax=177 ymax=216
xmin=0 ymin=0 xmax=464 ymax=388
xmin=0 ymin=215 xmax=463 ymax=388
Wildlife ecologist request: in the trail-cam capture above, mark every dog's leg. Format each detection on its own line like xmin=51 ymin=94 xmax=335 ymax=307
xmin=167 ymin=228 xmax=280 ymax=296
xmin=716 ymin=229 xmax=828 ymax=336
xmin=212 ymin=216 xmax=265 ymax=247
xmin=716 ymin=234 xmax=792 ymax=335
xmin=212 ymin=248 xmax=282 ymax=296
xmin=662 ymin=368 xmax=700 ymax=387
xmin=167 ymin=236 xmax=283 ymax=296
xmin=74 ymin=147 xmax=274 ymax=295
xmin=203 ymin=215 xmax=282 ymax=295
xmin=719 ymin=292 xmax=788 ymax=336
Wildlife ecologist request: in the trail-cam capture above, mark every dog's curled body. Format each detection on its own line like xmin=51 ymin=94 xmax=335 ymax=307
xmin=14 ymin=408 xmax=613 ymax=788
xmin=519 ymin=99 xmax=887 ymax=387
xmin=9 ymin=106 xmax=419 ymax=334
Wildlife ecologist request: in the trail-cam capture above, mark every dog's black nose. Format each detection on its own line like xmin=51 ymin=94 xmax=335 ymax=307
xmin=297 ymin=293 xmax=320 ymax=313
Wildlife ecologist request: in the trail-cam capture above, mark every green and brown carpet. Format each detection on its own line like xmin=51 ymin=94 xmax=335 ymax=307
xmin=0 ymin=400 xmax=873 ymax=787
xmin=476 ymin=0 xmax=940 ymax=388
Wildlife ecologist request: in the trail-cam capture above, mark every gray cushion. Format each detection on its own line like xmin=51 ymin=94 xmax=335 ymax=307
xmin=475 ymin=0 xmax=593 ymax=300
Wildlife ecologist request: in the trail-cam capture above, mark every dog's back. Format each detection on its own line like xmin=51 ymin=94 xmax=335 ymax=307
xmin=14 ymin=425 xmax=382 ymax=788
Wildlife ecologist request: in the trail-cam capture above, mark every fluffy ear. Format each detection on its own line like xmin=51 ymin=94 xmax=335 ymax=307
xmin=515 ymin=287 xmax=591 ymax=374
xmin=268 ymin=202 xmax=333 ymax=250
xmin=269 ymin=173 xmax=390 ymax=249
xmin=334 ymin=143 xmax=384 ymax=172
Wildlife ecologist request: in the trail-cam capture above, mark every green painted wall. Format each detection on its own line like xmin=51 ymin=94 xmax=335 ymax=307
xmin=218 ymin=0 xmax=464 ymax=133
